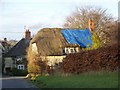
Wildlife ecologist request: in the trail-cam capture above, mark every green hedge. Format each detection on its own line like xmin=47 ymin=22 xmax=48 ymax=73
xmin=12 ymin=68 xmax=28 ymax=76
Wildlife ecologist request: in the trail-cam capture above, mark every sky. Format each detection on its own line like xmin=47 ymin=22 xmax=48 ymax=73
xmin=0 ymin=0 xmax=119 ymax=40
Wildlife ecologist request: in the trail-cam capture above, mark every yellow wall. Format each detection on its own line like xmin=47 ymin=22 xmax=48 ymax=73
xmin=41 ymin=56 xmax=66 ymax=66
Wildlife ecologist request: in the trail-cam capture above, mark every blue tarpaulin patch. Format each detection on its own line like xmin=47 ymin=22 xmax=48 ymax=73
xmin=61 ymin=28 xmax=93 ymax=48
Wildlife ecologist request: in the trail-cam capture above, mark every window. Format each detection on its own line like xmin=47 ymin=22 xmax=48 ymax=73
xmin=70 ymin=48 xmax=75 ymax=53
xmin=65 ymin=48 xmax=69 ymax=54
xmin=64 ymin=47 xmax=77 ymax=54
xmin=17 ymin=65 xmax=24 ymax=70
xmin=75 ymin=47 xmax=79 ymax=52
xmin=63 ymin=49 xmax=65 ymax=54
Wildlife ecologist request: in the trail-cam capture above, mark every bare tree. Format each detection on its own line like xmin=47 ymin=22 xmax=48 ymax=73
xmin=64 ymin=6 xmax=117 ymax=46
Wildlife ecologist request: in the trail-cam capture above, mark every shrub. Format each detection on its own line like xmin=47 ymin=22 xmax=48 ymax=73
xmin=27 ymin=45 xmax=43 ymax=74
xmin=63 ymin=44 xmax=119 ymax=74
xmin=12 ymin=68 xmax=28 ymax=76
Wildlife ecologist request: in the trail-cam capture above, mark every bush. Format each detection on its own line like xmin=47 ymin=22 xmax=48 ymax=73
xmin=63 ymin=44 xmax=119 ymax=74
xmin=27 ymin=45 xmax=43 ymax=75
xmin=12 ymin=68 xmax=28 ymax=76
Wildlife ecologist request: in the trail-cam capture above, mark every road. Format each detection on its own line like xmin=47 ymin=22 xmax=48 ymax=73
xmin=1 ymin=75 xmax=39 ymax=90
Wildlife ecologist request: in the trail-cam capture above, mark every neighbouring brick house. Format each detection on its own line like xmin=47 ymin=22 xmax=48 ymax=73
xmin=0 ymin=38 xmax=11 ymax=55
xmin=3 ymin=28 xmax=32 ymax=74
xmin=0 ymin=38 xmax=12 ymax=73
xmin=0 ymin=43 xmax=4 ymax=73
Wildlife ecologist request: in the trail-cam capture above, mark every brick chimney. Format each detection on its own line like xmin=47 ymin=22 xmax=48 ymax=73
xmin=88 ymin=19 xmax=94 ymax=32
xmin=24 ymin=27 xmax=31 ymax=40
xmin=4 ymin=38 xmax=7 ymax=43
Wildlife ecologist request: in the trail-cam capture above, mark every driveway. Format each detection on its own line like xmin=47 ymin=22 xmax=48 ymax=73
xmin=1 ymin=75 xmax=39 ymax=90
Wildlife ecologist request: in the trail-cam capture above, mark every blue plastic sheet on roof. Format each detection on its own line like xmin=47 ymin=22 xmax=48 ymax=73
xmin=61 ymin=28 xmax=93 ymax=48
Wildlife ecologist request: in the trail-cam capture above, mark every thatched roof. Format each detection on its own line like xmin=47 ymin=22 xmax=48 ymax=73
xmin=31 ymin=28 xmax=69 ymax=56
xmin=31 ymin=28 xmax=93 ymax=56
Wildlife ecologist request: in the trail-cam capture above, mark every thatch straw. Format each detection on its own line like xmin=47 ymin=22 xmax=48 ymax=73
xmin=31 ymin=28 xmax=69 ymax=56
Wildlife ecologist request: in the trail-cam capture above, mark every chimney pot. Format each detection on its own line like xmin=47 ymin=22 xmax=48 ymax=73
xmin=25 ymin=28 xmax=31 ymax=40
xmin=4 ymin=38 xmax=7 ymax=42
xmin=88 ymin=19 xmax=94 ymax=32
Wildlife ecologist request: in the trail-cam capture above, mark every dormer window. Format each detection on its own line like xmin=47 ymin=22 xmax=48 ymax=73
xmin=70 ymin=48 xmax=75 ymax=53
xmin=63 ymin=45 xmax=80 ymax=55
xmin=66 ymin=48 xmax=69 ymax=54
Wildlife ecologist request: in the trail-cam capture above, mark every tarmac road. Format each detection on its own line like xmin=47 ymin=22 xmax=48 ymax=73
xmin=1 ymin=75 xmax=39 ymax=90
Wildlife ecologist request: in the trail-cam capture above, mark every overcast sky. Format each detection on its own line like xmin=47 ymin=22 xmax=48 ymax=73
xmin=0 ymin=0 xmax=119 ymax=40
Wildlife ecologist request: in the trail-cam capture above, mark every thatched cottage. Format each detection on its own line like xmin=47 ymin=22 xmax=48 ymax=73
xmin=28 ymin=28 xmax=93 ymax=69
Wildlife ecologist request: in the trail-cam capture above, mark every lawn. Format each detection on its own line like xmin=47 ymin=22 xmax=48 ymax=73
xmin=31 ymin=71 xmax=118 ymax=88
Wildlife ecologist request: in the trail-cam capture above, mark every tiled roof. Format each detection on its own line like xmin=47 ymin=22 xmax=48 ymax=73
xmin=4 ymin=38 xmax=31 ymax=57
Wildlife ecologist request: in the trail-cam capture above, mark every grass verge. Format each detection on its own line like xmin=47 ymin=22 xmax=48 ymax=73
xmin=31 ymin=71 xmax=118 ymax=88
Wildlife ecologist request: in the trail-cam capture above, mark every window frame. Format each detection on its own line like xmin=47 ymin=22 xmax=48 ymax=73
xmin=17 ymin=64 xmax=24 ymax=70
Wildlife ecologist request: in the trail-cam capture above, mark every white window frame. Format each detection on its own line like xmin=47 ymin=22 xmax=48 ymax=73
xmin=70 ymin=48 xmax=75 ymax=53
xmin=17 ymin=65 xmax=24 ymax=70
